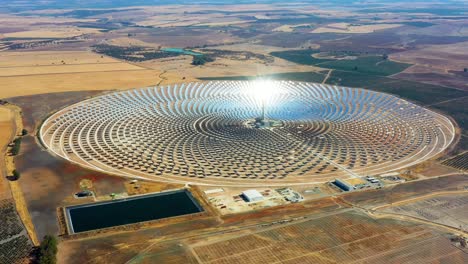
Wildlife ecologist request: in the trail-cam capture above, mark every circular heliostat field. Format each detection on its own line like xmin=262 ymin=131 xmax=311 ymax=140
xmin=40 ymin=81 xmax=455 ymax=186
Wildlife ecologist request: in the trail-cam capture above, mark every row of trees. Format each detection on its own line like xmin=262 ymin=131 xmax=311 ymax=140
xmin=10 ymin=129 xmax=27 ymax=156
xmin=7 ymin=129 xmax=27 ymax=180
xmin=10 ymin=137 xmax=22 ymax=156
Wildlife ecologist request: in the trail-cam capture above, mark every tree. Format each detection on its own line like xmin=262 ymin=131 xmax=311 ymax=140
xmin=12 ymin=170 xmax=20 ymax=180
xmin=382 ymin=54 xmax=388 ymax=60
xmin=191 ymin=55 xmax=214 ymax=66
xmin=11 ymin=137 xmax=21 ymax=155
xmin=38 ymin=235 xmax=58 ymax=264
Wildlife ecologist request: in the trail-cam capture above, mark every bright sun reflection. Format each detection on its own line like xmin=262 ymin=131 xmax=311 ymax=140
xmin=240 ymin=80 xmax=288 ymax=121
xmin=252 ymin=79 xmax=273 ymax=100
xmin=246 ymin=79 xmax=285 ymax=101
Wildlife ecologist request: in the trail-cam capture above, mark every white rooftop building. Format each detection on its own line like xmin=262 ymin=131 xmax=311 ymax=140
xmin=242 ymin=189 xmax=264 ymax=202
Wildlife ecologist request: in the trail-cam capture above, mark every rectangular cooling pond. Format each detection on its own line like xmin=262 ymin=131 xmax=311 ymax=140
xmin=66 ymin=189 xmax=203 ymax=233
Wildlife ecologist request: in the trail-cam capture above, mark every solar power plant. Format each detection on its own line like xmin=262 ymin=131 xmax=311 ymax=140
xmin=39 ymin=81 xmax=455 ymax=186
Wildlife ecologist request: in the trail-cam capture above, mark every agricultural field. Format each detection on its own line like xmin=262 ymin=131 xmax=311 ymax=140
xmin=3 ymin=27 xmax=102 ymax=39
xmin=381 ymin=193 xmax=468 ymax=230
xmin=0 ymin=51 xmax=163 ymax=98
xmin=0 ymin=199 xmax=32 ymax=264
xmin=311 ymin=23 xmax=403 ymax=34
xmin=190 ymin=210 xmax=467 ymax=263
xmin=324 ymin=71 xmax=468 ymax=105
xmin=390 ymin=41 xmax=468 ymax=72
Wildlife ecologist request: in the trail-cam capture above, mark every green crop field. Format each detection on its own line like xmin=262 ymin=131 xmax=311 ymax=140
xmin=270 ymin=50 xmax=329 ymax=65
xmin=319 ymin=56 xmax=410 ymax=76
xmin=270 ymin=50 xmax=411 ymax=76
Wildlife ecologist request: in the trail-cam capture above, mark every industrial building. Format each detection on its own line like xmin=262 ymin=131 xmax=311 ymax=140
xmin=242 ymin=190 xmax=264 ymax=202
xmin=333 ymin=179 xmax=355 ymax=192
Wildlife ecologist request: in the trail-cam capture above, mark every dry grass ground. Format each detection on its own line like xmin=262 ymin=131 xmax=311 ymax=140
xmin=0 ymin=70 xmax=162 ymax=98
xmin=3 ymin=27 xmax=102 ymax=39
xmin=132 ymin=4 xmax=290 ymax=27
xmin=197 ymin=20 xmax=255 ymax=27
xmin=390 ymin=42 xmax=468 ymax=90
xmin=124 ymin=180 xmax=184 ymax=196
xmin=311 ymin=23 xmax=402 ymax=34
xmin=0 ymin=51 xmax=163 ymax=98
xmin=0 ymin=14 xmax=96 ymax=28
xmin=9 ymin=180 xmax=39 ymax=245
xmin=0 ymin=63 xmax=144 ymax=76
xmin=272 ymin=24 xmax=311 ymax=32
xmin=417 ymin=162 xmax=460 ymax=177
xmin=0 ymin=50 xmax=143 ymax=77
xmin=0 ymin=44 xmax=321 ymax=98
xmin=0 ymin=51 xmax=118 ymax=67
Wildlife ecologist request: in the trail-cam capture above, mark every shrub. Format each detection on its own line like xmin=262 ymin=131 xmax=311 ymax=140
xmin=38 ymin=235 xmax=58 ymax=264
xmin=11 ymin=170 xmax=20 ymax=180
